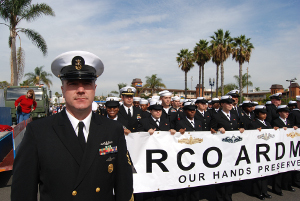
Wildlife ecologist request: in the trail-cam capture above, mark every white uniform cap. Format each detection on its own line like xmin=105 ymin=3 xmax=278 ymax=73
xmin=255 ymin=105 xmax=266 ymax=110
xmin=51 ymin=51 xmax=104 ymax=79
xmin=106 ymin=97 xmax=119 ymax=101
xmin=159 ymin=90 xmax=172 ymax=97
xmin=265 ymin=101 xmax=272 ymax=105
xmin=133 ymin=97 xmax=141 ymax=102
xmin=277 ymin=105 xmax=288 ymax=110
xmin=149 ymin=99 xmax=161 ymax=106
xmin=296 ymin=96 xmax=300 ymax=101
xmin=140 ymin=99 xmax=148 ymax=105
xmin=180 ymin=99 xmax=185 ymax=103
xmin=120 ymin=86 xmax=136 ymax=95
xmin=151 ymin=96 xmax=160 ymax=100
xmin=289 ymin=100 xmax=297 ymax=104
xmin=172 ymin=96 xmax=180 ymax=101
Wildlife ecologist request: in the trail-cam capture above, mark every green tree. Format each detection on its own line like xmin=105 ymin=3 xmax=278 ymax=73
xmin=254 ymin=87 xmax=260 ymax=91
xmin=24 ymin=66 xmax=52 ymax=88
xmin=143 ymin=74 xmax=166 ymax=95
xmin=0 ymin=0 xmax=55 ymax=86
xmin=110 ymin=90 xmax=119 ymax=96
xmin=0 ymin=81 xmax=10 ymax=89
xmin=118 ymin=83 xmax=127 ymax=91
xmin=232 ymin=35 xmax=254 ymax=102
xmin=176 ymin=49 xmax=195 ymax=98
xmin=194 ymin=39 xmax=211 ymax=97
xmin=233 ymin=73 xmax=253 ymax=90
xmin=218 ymin=83 xmax=238 ymax=95
xmin=19 ymin=80 xmax=33 ymax=86
xmin=210 ymin=29 xmax=232 ymax=96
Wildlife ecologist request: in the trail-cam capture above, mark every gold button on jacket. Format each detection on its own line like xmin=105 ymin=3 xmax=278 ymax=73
xmin=72 ymin=191 xmax=77 ymax=196
xmin=96 ymin=187 xmax=100 ymax=193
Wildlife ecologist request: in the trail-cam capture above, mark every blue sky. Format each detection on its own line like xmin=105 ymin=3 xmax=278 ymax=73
xmin=0 ymin=0 xmax=299 ymax=96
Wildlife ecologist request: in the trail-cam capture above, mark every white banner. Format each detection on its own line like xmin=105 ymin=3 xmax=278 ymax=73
xmin=125 ymin=128 xmax=300 ymax=193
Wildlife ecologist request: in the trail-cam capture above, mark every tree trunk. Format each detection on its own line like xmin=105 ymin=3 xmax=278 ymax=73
xmin=185 ymin=71 xmax=187 ymax=99
xmin=198 ymin=64 xmax=201 ymax=97
xmin=221 ymin=61 xmax=224 ymax=96
xmin=11 ymin=29 xmax=18 ymax=86
xmin=239 ymin=62 xmax=243 ymax=103
xmin=202 ymin=64 xmax=204 ymax=97
xmin=216 ymin=64 xmax=219 ymax=98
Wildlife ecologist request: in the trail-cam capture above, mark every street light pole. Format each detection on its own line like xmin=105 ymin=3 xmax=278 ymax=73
xmin=286 ymin=78 xmax=297 ymax=100
xmin=209 ymin=78 xmax=215 ymax=100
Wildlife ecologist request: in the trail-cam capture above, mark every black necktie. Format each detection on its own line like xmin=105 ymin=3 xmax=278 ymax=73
xmin=190 ymin=121 xmax=194 ymax=127
xmin=128 ymin=108 xmax=131 ymax=117
xmin=78 ymin=122 xmax=86 ymax=150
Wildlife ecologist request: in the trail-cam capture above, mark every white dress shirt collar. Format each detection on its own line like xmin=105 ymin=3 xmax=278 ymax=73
xmin=66 ymin=109 xmax=92 ymax=141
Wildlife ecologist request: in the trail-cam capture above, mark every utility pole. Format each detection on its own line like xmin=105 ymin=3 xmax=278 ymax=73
xmin=247 ymin=67 xmax=249 ymax=94
xmin=191 ymin=76 xmax=193 ymax=91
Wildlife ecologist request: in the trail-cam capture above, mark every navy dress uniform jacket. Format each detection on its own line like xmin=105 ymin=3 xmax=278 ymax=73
xmin=239 ymin=111 xmax=255 ymax=130
xmin=194 ymin=110 xmax=212 ymax=131
xmin=266 ymin=104 xmax=279 ymax=125
xmin=211 ymin=110 xmax=240 ymax=131
xmin=288 ymin=108 xmax=300 ymax=127
xmin=118 ymin=105 xmax=142 ymax=132
xmin=11 ymin=109 xmax=133 ymax=201
xmin=248 ymin=118 xmax=272 ymax=130
xmin=137 ymin=116 xmax=171 ymax=132
xmin=175 ymin=117 xmax=202 ymax=132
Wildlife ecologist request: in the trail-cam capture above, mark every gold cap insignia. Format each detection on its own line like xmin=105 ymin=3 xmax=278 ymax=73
xmin=75 ymin=59 xmax=82 ymax=70
xmin=108 ymin=164 xmax=113 ymax=173
xmin=128 ymin=88 xmax=132 ymax=92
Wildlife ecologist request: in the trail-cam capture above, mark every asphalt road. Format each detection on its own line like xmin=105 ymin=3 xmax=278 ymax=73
xmin=1 ymin=170 xmax=299 ymax=201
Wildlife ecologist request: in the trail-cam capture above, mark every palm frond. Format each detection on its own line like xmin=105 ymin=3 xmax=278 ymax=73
xmin=20 ymin=28 xmax=47 ymax=56
xmin=21 ymin=3 xmax=55 ymax=22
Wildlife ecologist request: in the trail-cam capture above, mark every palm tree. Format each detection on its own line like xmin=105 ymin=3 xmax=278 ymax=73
xmin=210 ymin=29 xmax=232 ymax=96
xmin=194 ymin=39 xmax=211 ymax=97
xmin=0 ymin=0 xmax=55 ymax=86
xmin=118 ymin=83 xmax=127 ymax=91
xmin=24 ymin=66 xmax=52 ymax=88
xmin=233 ymin=73 xmax=253 ymax=91
xmin=143 ymin=74 xmax=166 ymax=95
xmin=232 ymin=35 xmax=254 ymax=102
xmin=176 ymin=49 xmax=195 ymax=98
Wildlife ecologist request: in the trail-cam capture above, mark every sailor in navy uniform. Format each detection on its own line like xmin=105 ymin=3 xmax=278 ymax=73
xmin=159 ymin=90 xmax=177 ymax=129
xmin=239 ymin=101 xmax=255 ymax=130
xmin=249 ymin=105 xmax=272 ymax=200
xmin=210 ymin=96 xmax=244 ymax=201
xmin=140 ymin=99 xmax=151 ymax=118
xmin=209 ymin=98 xmax=220 ymax=116
xmin=137 ymin=100 xmax=176 ymax=134
xmin=194 ymin=97 xmax=212 ymax=131
xmin=117 ymin=86 xmax=142 ymax=133
xmin=176 ymin=101 xmax=202 ymax=133
xmin=226 ymin=90 xmax=241 ymax=119
xmin=287 ymin=96 xmax=300 ymax=188
xmin=266 ymin=93 xmax=282 ymax=125
xmin=11 ymin=51 xmax=134 ymax=201
xmin=133 ymin=97 xmax=141 ymax=108
xmin=171 ymin=96 xmax=184 ymax=121
xmin=271 ymin=105 xmax=297 ymax=196
xmin=288 ymin=100 xmax=297 ymax=111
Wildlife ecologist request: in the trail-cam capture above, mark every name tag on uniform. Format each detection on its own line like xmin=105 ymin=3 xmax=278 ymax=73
xmin=99 ymin=145 xmax=118 ymax=155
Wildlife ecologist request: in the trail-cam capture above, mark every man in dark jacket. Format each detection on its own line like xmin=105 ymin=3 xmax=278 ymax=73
xmin=118 ymin=86 xmax=142 ymax=133
xmin=11 ymin=51 xmax=134 ymax=201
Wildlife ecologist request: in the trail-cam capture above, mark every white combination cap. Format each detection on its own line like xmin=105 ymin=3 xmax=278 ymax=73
xmin=51 ymin=51 xmax=104 ymax=80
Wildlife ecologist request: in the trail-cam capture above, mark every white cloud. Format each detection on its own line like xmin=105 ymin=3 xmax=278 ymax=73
xmin=0 ymin=0 xmax=299 ymax=97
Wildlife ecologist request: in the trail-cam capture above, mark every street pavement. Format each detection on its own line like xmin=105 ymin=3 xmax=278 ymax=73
xmin=1 ymin=170 xmax=299 ymax=201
